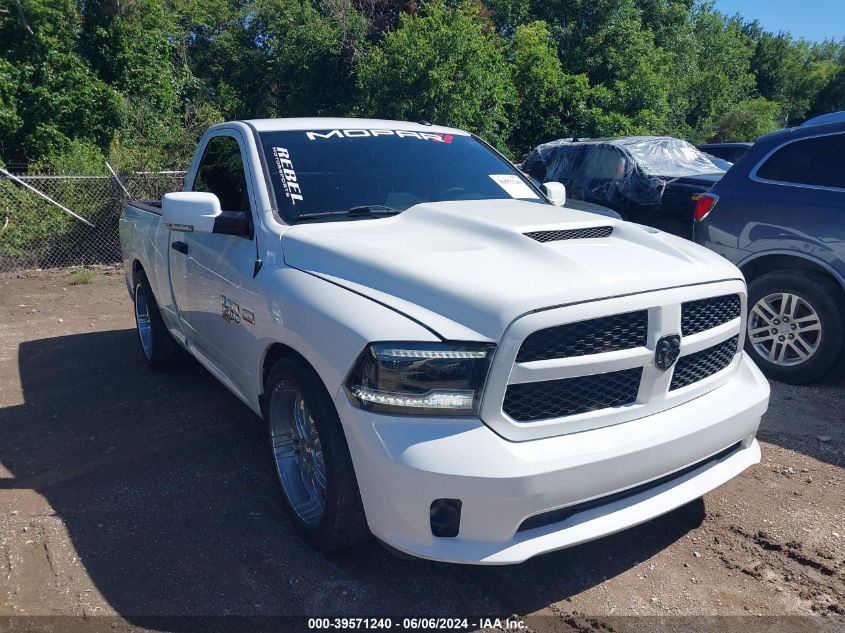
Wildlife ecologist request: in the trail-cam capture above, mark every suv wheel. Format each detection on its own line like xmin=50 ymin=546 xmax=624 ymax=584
xmin=746 ymin=271 xmax=844 ymax=384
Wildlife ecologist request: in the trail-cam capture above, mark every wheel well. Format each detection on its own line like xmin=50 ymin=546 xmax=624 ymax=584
xmin=131 ymin=260 xmax=144 ymax=289
xmin=740 ymin=255 xmax=845 ymax=290
xmin=259 ymin=343 xmax=314 ymax=413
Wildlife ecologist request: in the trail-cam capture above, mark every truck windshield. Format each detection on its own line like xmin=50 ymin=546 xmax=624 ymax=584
xmin=258 ymin=129 xmax=544 ymax=223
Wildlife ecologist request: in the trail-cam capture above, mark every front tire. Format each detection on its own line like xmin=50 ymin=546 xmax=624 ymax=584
xmin=265 ymin=356 xmax=370 ymax=550
xmin=745 ymin=271 xmax=844 ymax=384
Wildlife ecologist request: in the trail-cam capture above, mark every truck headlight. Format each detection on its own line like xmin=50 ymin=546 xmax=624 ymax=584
xmin=344 ymin=342 xmax=495 ymax=416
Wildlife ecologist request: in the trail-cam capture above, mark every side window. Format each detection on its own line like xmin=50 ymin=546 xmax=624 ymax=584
xmin=192 ymin=136 xmax=251 ymax=212
xmin=756 ymin=133 xmax=845 ymax=189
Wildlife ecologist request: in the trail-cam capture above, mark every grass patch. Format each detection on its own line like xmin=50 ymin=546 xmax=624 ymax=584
xmin=69 ymin=268 xmax=95 ymax=285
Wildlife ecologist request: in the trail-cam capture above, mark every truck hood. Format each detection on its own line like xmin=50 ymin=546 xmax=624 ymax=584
xmin=281 ymin=200 xmax=742 ymax=341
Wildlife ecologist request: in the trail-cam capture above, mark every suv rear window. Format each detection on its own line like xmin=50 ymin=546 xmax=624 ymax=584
xmin=756 ymin=133 xmax=845 ymax=190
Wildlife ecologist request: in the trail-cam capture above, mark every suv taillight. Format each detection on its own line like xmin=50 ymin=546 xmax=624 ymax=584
xmin=693 ymin=192 xmax=719 ymax=221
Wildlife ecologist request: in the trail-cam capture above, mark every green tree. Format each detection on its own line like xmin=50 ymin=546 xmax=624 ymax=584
xmin=635 ymin=0 xmax=700 ymax=137
xmin=683 ymin=5 xmax=756 ymax=141
xmin=233 ymin=0 xmax=369 ymax=118
xmin=1 ymin=0 xmax=844 ymax=169
xmin=484 ymin=0 xmax=531 ymax=34
xmin=0 ymin=0 xmax=121 ymax=162
xmin=752 ymin=32 xmax=839 ymax=126
xmin=509 ymin=20 xmax=589 ymax=155
xmin=79 ymin=0 xmax=209 ymax=170
xmin=710 ymin=96 xmax=780 ymax=142
xmin=357 ymin=0 xmax=516 ymax=150
xmin=0 ymin=59 xmax=22 ymax=153
xmin=536 ymin=0 xmax=662 ymax=87
xmin=810 ymin=44 xmax=845 ymax=119
xmin=81 ymin=0 xmax=179 ymax=111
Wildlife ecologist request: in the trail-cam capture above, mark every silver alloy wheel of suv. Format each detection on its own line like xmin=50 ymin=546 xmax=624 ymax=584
xmin=269 ymin=379 xmax=327 ymax=527
xmin=748 ymin=292 xmax=821 ymax=366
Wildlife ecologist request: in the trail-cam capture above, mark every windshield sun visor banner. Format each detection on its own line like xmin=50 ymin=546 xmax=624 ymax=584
xmin=305 ymin=129 xmax=454 ymax=143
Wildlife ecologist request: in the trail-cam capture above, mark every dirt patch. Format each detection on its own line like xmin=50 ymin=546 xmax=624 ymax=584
xmin=1 ymin=270 xmax=843 ymax=629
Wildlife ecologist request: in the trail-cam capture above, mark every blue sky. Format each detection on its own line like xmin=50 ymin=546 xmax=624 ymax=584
xmin=713 ymin=0 xmax=844 ymax=42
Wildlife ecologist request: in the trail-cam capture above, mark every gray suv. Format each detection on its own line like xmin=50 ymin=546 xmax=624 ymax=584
xmin=694 ymin=121 xmax=845 ymax=383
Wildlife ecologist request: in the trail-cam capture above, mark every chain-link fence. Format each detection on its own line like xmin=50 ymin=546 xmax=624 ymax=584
xmin=0 ymin=170 xmax=186 ymax=273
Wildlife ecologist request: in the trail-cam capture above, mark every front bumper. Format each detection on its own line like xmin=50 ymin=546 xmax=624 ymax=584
xmin=335 ymin=352 xmax=769 ymax=565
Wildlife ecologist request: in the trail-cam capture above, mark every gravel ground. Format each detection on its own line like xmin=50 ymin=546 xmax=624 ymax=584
xmin=0 ymin=268 xmax=843 ymax=631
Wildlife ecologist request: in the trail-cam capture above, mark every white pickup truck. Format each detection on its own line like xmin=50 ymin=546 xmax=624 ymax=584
xmin=119 ymin=118 xmax=769 ymax=564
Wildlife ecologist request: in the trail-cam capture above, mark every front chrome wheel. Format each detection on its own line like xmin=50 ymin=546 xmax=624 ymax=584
xmin=269 ymin=380 xmax=327 ymax=527
xmin=134 ymin=284 xmax=154 ymax=360
xmin=748 ymin=292 xmax=821 ymax=367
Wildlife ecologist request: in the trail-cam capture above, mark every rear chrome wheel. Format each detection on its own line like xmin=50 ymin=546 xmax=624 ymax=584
xmin=134 ymin=283 xmax=154 ymax=360
xmin=748 ymin=292 xmax=821 ymax=367
xmin=269 ymin=379 xmax=327 ymax=527
xmin=132 ymin=270 xmax=191 ymax=371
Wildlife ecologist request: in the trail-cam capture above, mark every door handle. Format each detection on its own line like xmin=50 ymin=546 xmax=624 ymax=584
xmin=171 ymin=241 xmax=189 ymax=255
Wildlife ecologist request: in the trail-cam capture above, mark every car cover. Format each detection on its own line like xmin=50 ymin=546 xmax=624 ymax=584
xmin=522 ymin=136 xmax=725 ymax=207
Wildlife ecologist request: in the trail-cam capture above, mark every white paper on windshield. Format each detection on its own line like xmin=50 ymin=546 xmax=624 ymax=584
xmin=489 ymin=174 xmax=540 ymax=199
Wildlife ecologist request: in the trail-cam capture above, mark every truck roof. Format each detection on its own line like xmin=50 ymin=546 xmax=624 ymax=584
xmin=239 ymin=117 xmax=470 ymax=136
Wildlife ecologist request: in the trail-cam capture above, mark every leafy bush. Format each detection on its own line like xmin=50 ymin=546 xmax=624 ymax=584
xmin=0 ymin=178 xmax=75 ymax=267
xmin=0 ymin=143 xmax=120 ymax=269
xmin=712 ymin=98 xmax=782 ymax=142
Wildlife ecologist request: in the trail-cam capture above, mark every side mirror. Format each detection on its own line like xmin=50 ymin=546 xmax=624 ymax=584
xmin=541 ymin=181 xmax=567 ymax=207
xmin=162 ymin=192 xmax=221 ymax=233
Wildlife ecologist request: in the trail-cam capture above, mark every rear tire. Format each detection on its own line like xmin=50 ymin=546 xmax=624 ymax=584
xmin=133 ymin=270 xmax=191 ymax=371
xmin=745 ymin=271 xmax=844 ymax=384
xmin=265 ymin=356 xmax=370 ymax=551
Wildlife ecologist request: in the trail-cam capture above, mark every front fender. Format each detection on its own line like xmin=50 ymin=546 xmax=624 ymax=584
xmin=737 ymin=247 xmax=845 ymax=289
xmin=253 ymin=267 xmax=442 ymax=401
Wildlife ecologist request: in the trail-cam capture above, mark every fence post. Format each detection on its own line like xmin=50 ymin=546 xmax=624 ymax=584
xmin=105 ymin=161 xmax=132 ymax=198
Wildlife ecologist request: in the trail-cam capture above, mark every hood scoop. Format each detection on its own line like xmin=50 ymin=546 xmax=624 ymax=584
xmin=524 ymin=226 xmax=613 ymax=243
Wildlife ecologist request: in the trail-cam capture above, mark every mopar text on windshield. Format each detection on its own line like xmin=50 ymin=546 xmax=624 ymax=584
xmin=305 ymin=129 xmax=454 ymax=142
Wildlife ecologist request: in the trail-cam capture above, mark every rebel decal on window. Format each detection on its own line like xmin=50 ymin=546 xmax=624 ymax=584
xmin=272 ymin=147 xmax=304 ymax=205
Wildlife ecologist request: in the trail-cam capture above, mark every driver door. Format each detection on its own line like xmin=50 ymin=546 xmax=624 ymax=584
xmin=168 ymin=132 xmax=261 ymax=398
